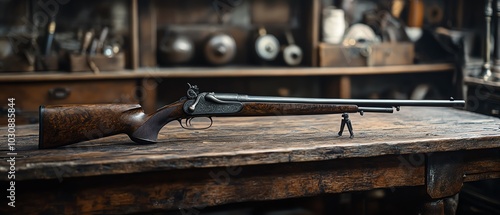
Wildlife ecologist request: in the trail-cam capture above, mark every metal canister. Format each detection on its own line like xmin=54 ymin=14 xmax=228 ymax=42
xmin=158 ymin=34 xmax=195 ymax=65
xmin=282 ymin=31 xmax=302 ymax=66
xmin=254 ymin=28 xmax=280 ymax=62
xmin=204 ymin=33 xmax=237 ymax=65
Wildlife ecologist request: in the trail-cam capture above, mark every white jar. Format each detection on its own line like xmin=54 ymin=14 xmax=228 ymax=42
xmin=323 ymin=8 xmax=346 ymax=44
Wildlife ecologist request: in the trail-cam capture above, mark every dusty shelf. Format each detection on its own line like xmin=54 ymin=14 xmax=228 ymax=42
xmin=0 ymin=63 xmax=455 ymax=82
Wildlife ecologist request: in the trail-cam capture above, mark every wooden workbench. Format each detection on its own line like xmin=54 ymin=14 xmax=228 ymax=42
xmin=1 ymin=107 xmax=500 ymax=214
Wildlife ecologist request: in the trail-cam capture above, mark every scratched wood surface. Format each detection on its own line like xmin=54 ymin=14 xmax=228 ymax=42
xmin=1 ymin=107 xmax=500 ymax=214
xmin=1 ymin=107 xmax=499 ymax=181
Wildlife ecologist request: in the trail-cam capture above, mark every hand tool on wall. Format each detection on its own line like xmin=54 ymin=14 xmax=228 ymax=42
xmin=44 ymin=17 xmax=56 ymax=56
xmin=80 ymin=31 xmax=94 ymax=55
xmin=96 ymin=27 xmax=109 ymax=54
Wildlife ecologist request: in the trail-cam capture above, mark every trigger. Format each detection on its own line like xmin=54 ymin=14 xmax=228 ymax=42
xmin=187 ymin=118 xmax=194 ymax=126
xmin=178 ymin=118 xmax=192 ymax=129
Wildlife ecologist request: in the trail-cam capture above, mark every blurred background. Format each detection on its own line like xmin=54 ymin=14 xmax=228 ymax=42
xmin=0 ymin=0 xmax=499 ymax=214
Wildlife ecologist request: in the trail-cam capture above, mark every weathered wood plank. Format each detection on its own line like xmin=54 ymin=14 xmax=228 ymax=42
xmin=3 ymin=149 xmax=499 ymax=215
xmin=4 ymin=155 xmax=426 ymax=214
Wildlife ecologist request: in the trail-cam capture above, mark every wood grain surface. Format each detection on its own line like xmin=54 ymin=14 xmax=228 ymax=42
xmin=1 ymin=107 xmax=500 ymax=214
xmin=39 ymin=104 xmax=147 ymax=148
xmin=1 ymin=107 xmax=499 ymax=181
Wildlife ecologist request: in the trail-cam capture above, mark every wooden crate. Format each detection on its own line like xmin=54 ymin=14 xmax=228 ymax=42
xmin=319 ymin=42 xmax=414 ymax=67
xmin=69 ymin=53 xmax=125 ymax=72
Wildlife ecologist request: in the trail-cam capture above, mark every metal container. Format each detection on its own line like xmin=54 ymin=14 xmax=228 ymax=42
xmin=282 ymin=31 xmax=302 ymax=66
xmin=204 ymin=33 xmax=236 ymax=65
xmin=158 ymin=34 xmax=195 ymax=65
xmin=254 ymin=28 xmax=280 ymax=61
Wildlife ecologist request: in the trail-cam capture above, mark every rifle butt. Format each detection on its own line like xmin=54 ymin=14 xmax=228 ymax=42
xmin=39 ymin=104 xmax=146 ymax=149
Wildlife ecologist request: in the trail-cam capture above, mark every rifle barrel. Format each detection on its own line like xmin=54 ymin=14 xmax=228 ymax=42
xmin=211 ymin=93 xmax=465 ymax=107
xmin=358 ymin=107 xmax=394 ymax=113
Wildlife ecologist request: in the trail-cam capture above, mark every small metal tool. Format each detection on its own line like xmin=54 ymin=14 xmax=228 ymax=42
xmin=80 ymin=31 xmax=93 ymax=55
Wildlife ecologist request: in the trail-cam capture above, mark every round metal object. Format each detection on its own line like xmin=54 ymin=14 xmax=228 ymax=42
xmin=255 ymin=34 xmax=280 ymax=61
xmin=204 ymin=33 xmax=236 ymax=65
xmin=342 ymin=23 xmax=379 ymax=46
xmin=425 ymin=3 xmax=444 ymax=24
xmin=103 ymin=45 xmax=115 ymax=58
xmin=283 ymin=44 xmax=303 ymax=66
xmin=159 ymin=35 xmax=194 ymax=64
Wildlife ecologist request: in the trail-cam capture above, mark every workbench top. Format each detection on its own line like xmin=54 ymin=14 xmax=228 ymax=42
xmin=2 ymin=107 xmax=500 ymax=181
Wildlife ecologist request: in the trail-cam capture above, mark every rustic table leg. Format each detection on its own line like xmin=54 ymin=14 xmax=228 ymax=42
xmin=422 ymin=194 xmax=459 ymax=215
xmin=444 ymin=194 xmax=459 ymax=215
xmin=423 ymin=151 xmax=464 ymax=215
xmin=423 ymin=199 xmax=445 ymax=215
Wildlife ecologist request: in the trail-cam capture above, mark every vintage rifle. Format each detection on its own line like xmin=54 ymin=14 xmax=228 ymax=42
xmin=39 ymin=84 xmax=465 ymax=149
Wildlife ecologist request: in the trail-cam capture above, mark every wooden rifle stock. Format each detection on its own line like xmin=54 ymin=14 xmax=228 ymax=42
xmin=39 ymin=101 xmax=187 ymax=149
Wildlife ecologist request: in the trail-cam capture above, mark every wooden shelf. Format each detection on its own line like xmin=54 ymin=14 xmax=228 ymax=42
xmin=0 ymin=63 xmax=454 ymax=82
xmin=145 ymin=63 xmax=454 ymax=77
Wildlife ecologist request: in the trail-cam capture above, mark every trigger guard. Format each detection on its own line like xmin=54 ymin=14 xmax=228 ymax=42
xmin=178 ymin=117 xmax=213 ymax=130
